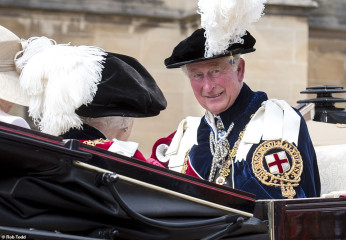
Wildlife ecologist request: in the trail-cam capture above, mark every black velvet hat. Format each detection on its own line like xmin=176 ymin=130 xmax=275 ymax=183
xmin=76 ymin=52 xmax=167 ymax=118
xmin=164 ymin=28 xmax=256 ymax=69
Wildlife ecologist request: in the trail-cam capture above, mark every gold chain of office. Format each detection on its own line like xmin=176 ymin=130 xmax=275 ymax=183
xmin=209 ymin=119 xmax=251 ymax=185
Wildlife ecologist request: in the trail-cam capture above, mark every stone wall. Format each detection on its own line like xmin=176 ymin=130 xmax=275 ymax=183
xmin=245 ymin=15 xmax=309 ymax=104
xmin=0 ymin=3 xmax=202 ymax=156
xmin=1 ymin=0 xmax=343 ymax=156
xmin=307 ymin=0 xmax=346 ymax=104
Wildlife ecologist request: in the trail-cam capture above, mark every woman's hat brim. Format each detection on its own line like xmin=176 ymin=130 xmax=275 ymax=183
xmin=0 ymin=71 xmax=30 ymax=106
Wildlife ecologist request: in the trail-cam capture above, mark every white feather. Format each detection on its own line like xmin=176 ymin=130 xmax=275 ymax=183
xmin=15 ymin=36 xmax=57 ymax=71
xmin=19 ymin=44 xmax=106 ymax=136
xmin=198 ymin=0 xmax=266 ymax=57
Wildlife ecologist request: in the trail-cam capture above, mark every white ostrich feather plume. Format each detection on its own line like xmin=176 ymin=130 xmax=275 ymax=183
xmin=18 ymin=43 xmax=106 ymax=136
xmin=198 ymin=0 xmax=266 ymax=57
xmin=15 ymin=36 xmax=57 ymax=72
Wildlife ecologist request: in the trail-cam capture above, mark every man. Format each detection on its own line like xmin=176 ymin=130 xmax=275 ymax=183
xmin=154 ymin=28 xmax=320 ymax=200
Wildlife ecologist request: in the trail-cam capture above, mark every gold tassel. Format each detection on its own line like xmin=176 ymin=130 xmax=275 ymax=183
xmin=229 ymin=55 xmax=235 ymax=65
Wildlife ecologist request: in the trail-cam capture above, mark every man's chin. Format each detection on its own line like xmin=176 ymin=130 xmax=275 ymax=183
xmin=206 ymin=107 xmax=225 ymax=115
xmin=202 ymin=100 xmax=229 ymax=115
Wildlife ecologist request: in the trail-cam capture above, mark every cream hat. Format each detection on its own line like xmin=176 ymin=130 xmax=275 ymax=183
xmin=0 ymin=25 xmax=30 ymax=106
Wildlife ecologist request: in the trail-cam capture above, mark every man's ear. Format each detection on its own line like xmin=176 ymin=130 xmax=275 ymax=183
xmin=237 ymin=58 xmax=245 ymax=82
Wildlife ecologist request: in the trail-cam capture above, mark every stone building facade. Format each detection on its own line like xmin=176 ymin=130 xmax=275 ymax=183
xmin=0 ymin=0 xmax=345 ymax=156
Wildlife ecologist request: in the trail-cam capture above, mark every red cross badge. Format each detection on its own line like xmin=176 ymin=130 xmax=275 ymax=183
xmin=265 ymin=151 xmax=290 ymax=174
xmin=252 ymin=140 xmax=303 ymax=199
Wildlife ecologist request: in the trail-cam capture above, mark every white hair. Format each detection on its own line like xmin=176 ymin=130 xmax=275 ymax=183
xmin=229 ymin=54 xmax=241 ymax=72
xmin=81 ymin=116 xmax=134 ymax=131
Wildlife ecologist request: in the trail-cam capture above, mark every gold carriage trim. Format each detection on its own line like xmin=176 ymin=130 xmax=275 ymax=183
xmin=252 ymin=140 xmax=303 ymax=199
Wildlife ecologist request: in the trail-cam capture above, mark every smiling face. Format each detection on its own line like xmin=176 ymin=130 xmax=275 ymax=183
xmin=186 ymin=57 xmax=245 ymax=115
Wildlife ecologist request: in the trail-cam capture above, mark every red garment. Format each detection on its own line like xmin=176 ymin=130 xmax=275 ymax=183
xmin=185 ymin=157 xmax=201 ymax=178
xmin=150 ymin=131 xmax=176 ymax=167
xmin=146 ymin=157 xmax=165 ymax=167
xmin=150 ymin=131 xmax=205 ymax=179
xmin=79 ymin=139 xmax=164 ymax=167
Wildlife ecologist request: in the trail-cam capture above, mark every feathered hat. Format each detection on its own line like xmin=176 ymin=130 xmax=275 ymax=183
xmin=15 ymin=38 xmax=106 ymax=136
xmin=75 ymin=52 xmax=167 ymax=119
xmin=15 ymin=41 xmax=167 ymax=136
xmin=165 ymin=0 xmax=266 ymax=68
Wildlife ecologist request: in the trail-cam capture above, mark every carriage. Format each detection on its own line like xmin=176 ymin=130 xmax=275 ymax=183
xmin=0 ymin=86 xmax=345 ymax=240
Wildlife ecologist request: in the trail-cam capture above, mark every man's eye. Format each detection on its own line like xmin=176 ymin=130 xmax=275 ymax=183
xmin=193 ymin=73 xmax=203 ymax=79
xmin=210 ymin=68 xmax=222 ymax=77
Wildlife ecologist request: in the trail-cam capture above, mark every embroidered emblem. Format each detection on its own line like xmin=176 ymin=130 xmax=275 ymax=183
xmin=252 ymin=140 xmax=303 ymax=199
xmin=265 ymin=151 xmax=290 ymax=174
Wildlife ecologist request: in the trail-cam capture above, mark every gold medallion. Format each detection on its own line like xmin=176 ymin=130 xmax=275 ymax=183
xmin=252 ymin=140 xmax=303 ymax=198
xmin=216 ymin=176 xmax=226 ymax=185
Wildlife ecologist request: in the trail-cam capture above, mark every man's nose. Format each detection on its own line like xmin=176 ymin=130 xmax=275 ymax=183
xmin=203 ymin=75 xmax=215 ymax=91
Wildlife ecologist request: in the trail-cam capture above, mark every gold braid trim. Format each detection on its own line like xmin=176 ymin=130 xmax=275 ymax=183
xmin=181 ymin=149 xmax=191 ymax=174
xmin=82 ymin=138 xmax=111 ymax=146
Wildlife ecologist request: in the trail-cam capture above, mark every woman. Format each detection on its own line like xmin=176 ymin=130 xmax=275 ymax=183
xmin=15 ymin=40 xmax=167 ymax=165
xmin=0 ymin=25 xmax=30 ymax=128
